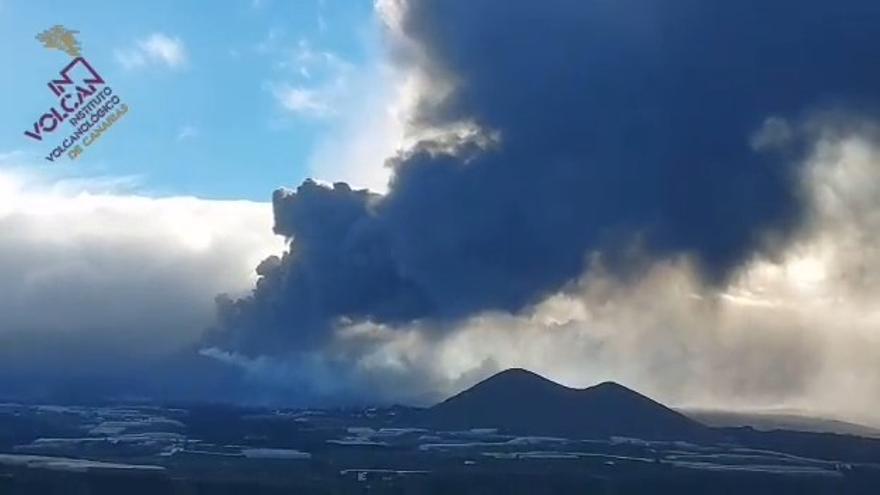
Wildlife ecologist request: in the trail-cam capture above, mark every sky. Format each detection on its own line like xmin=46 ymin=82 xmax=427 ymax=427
xmin=0 ymin=0 xmax=386 ymax=199
xmin=2 ymin=0 xmax=880 ymax=428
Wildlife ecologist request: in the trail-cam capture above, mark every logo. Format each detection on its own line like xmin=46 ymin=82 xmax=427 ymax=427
xmin=36 ymin=25 xmax=82 ymax=57
xmin=24 ymin=26 xmax=130 ymax=162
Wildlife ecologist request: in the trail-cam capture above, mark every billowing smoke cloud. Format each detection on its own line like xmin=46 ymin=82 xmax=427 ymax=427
xmin=209 ymin=117 xmax=880 ymax=423
xmin=368 ymin=119 xmax=880 ymax=423
xmin=212 ymin=0 xmax=880 ymax=355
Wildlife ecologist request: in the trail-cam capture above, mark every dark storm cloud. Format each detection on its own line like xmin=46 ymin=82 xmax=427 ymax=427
xmin=213 ymin=0 xmax=880 ymax=352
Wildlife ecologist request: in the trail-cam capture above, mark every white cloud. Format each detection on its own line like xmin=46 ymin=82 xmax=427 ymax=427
xmin=271 ymin=84 xmax=333 ymax=117
xmin=176 ymin=124 xmax=199 ymax=141
xmin=0 ymin=163 xmax=282 ymax=371
xmin=116 ymin=33 xmax=187 ymax=70
xmin=751 ymin=117 xmax=795 ymax=151
xmin=265 ymin=38 xmax=353 ymax=119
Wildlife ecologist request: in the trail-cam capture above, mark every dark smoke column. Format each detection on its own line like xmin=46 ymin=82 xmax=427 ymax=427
xmin=211 ymin=0 xmax=880 ymax=353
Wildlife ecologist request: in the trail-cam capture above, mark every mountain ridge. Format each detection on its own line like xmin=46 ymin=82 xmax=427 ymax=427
xmin=420 ymin=368 xmax=714 ymax=441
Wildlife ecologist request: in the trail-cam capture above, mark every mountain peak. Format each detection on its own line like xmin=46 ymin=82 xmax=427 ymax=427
xmin=592 ymin=380 xmax=626 ymax=388
xmin=588 ymin=380 xmax=636 ymax=394
xmin=476 ymin=370 xmax=633 ymax=395
xmin=495 ymin=367 xmax=539 ymax=377
xmin=478 ymin=367 xmax=562 ymax=387
xmin=422 ymin=368 xmax=712 ymax=441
